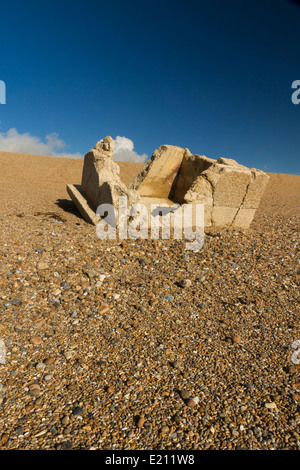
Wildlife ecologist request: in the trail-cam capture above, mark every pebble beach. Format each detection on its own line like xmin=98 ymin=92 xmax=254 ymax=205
xmin=0 ymin=151 xmax=299 ymax=451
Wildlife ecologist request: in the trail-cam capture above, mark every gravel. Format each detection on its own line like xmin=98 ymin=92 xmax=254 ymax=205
xmin=0 ymin=171 xmax=299 ymax=450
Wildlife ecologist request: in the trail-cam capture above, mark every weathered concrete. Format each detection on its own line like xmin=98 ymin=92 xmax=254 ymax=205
xmin=66 ymin=184 xmax=100 ymax=225
xmin=130 ymin=145 xmax=188 ymax=198
xmin=171 ymin=153 xmax=269 ymax=229
xmin=171 ymin=154 xmax=215 ymax=203
xmin=81 ymin=136 xmax=139 ymax=210
xmin=67 ymin=136 xmax=269 ymax=231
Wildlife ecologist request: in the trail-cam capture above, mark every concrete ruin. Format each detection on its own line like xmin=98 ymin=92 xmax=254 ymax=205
xmin=67 ymin=136 xmax=140 ymax=225
xmin=67 ymin=136 xmax=269 ymax=232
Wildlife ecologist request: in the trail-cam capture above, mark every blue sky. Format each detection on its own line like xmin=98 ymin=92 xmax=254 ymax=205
xmin=0 ymin=0 xmax=299 ymax=174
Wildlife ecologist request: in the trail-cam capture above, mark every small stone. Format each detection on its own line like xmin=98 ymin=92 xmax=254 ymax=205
xmin=36 ymin=261 xmax=49 ymax=270
xmin=178 ymin=279 xmax=192 ymax=288
xmin=285 ymin=365 xmax=297 ymax=374
xmin=161 ymin=425 xmax=170 ymax=434
xmin=82 ymin=425 xmax=92 ymax=432
xmin=186 ymin=397 xmax=199 ymax=408
xmin=60 ymin=281 xmax=70 ymax=289
xmin=98 ymin=303 xmax=110 ymax=315
xmin=25 ymin=404 xmax=34 ymax=412
xmin=30 ymin=336 xmax=42 ymax=346
xmin=15 ymin=426 xmax=24 ymax=436
xmin=61 ymin=415 xmax=70 ymax=425
xmin=64 ymin=350 xmax=76 ymax=360
xmin=232 ymin=334 xmax=242 ymax=345
xmin=72 ymin=406 xmax=84 ymax=416
xmin=36 ymin=362 xmax=46 ymax=371
xmin=0 ymin=433 xmax=9 ymax=445
xmin=162 ymin=294 xmax=174 ymax=302
xmin=29 ymin=389 xmax=41 ymax=397
xmin=180 ymin=390 xmax=191 ymax=400
xmin=60 ymin=441 xmax=73 ymax=450
xmin=29 ymin=383 xmax=40 ymax=390
xmin=44 ymin=374 xmax=53 ymax=381
xmin=106 ymin=386 xmax=115 ymax=393
xmin=137 ymin=416 xmax=145 ymax=428
xmin=44 ymin=357 xmax=56 ymax=365
xmin=52 ymin=288 xmax=61 ymax=297
xmin=265 ymin=402 xmax=278 ymax=410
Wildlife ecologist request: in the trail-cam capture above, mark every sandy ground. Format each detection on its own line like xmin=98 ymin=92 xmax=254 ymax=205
xmin=0 ymin=151 xmax=299 ymax=451
xmin=0 ymin=151 xmax=144 ymax=218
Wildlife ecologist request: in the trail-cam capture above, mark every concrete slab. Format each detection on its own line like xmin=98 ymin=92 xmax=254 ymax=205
xmin=66 ymin=184 xmax=100 ymax=225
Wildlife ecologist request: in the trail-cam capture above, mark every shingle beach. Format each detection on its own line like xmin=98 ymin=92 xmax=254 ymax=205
xmin=0 ymin=151 xmax=299 ymax=450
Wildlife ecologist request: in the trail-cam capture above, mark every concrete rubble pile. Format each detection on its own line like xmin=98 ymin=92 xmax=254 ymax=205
xmin=67 ymin=136 xmax=269 ymax=231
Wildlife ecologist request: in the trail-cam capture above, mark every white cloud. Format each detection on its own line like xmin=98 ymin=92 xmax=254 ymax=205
xmin=113 ymin=136 xmax=148 ymax=163
xmin=0 ymin=128 xmax=83 ymax=158
xmin=0 ymin=128 xmax=148 ymax=162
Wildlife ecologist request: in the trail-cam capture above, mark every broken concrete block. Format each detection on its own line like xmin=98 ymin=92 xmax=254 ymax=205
xmin=216 ymin=157 xmax=248 ymax=169
xmin=172 ymin=153 xmax=215 ymax=203
xmin=240 ymin=170 xmax=270 ymax=209
xmin=182 ymin=178 xmax=213 ymax=228
xmin=94 ymin=135 xmax=115 ymax=158
xmin=211 ymin=206 xmax=238 ymax=227
xmin=183 ymin=176 xmax=213 ymax=205
xmin=231 ymin=208 xmax=257 ymax=229
xmin=67 ymin=135 xmax=269 ymax=232
xmin=66 ymin=184 xmax=100 ymax=225
xmin=81 ymin=137 xmax=119 ymax=206
xmin=81 ymin=151 xmax=120 ymax=207
xmin=130 ymin=145 xmax=188 ymax=198
xmin=173 ymin=155 xmax=269 ymax=229
xmin=208 ymin=164 xmax=252 ymax=208
xmin=99 ymin=180 xmax=140 ymax=210
xmin=81 ymin=136 xmax=140 ymax=211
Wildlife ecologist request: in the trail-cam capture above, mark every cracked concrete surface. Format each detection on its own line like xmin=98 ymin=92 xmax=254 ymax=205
xmin=67 ymin=137 xmax=269 ymax=231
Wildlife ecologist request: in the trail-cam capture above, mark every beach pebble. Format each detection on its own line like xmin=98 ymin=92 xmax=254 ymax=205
xmin=265 ymin=402 xmax=278 ymax=410
xmin=137 ymin=416 xmax=145 ymax=428
xmin=30 ymin=336 xmax=42 ymax=346
xmin=179 ymin=390 xmax=191 ymax=400
xmin=178 ymin=279 xmax=192 ymax=288
xmin=232 ymin=334 xmax=242 ymax=345
xmin=36 ymin=261 xmax=49 ymax=270
xmin=186 ymin=397 xmax=199 ymax=408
